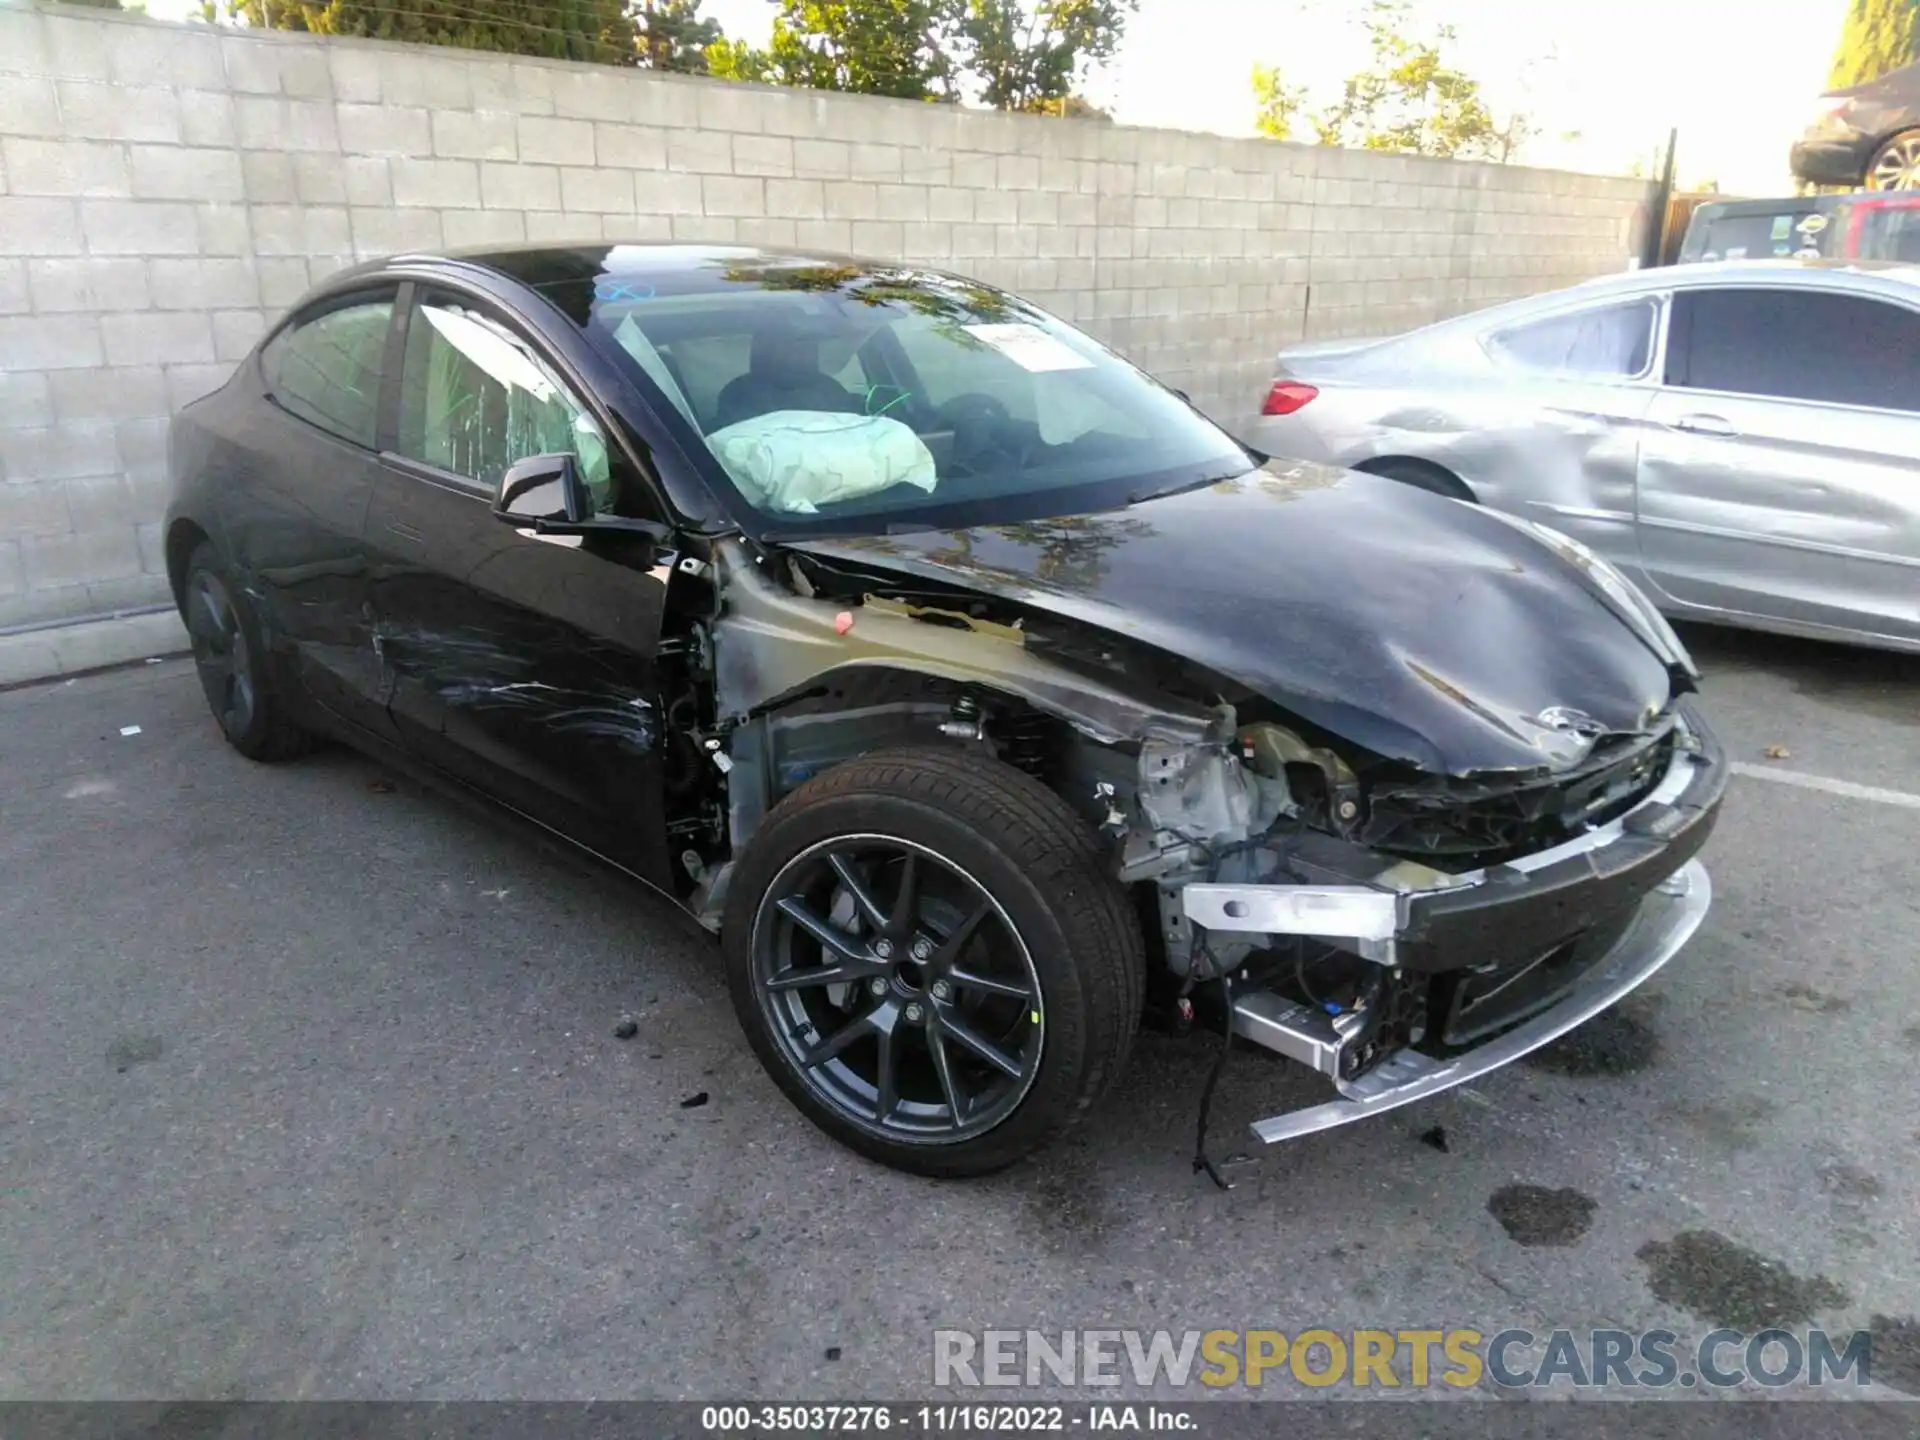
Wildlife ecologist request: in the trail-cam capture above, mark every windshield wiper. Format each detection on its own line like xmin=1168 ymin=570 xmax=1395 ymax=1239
xmin=1126 ymin=463 xmax=1258 ymax=507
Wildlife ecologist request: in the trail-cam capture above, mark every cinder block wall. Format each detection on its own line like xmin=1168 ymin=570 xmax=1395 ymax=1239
xmin=0 ymin=3 xmax=1654 ymax=633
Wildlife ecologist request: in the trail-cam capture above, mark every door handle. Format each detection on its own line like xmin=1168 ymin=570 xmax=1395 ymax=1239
xmin=1673 ymin=413 xmax=1736 ymax=438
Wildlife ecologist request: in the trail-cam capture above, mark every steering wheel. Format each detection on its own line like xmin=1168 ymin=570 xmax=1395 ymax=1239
xmin=936 ymin=392 xmax=1020 ymax=474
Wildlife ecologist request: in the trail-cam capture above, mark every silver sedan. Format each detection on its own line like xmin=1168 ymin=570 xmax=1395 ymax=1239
xmin=1243 ymin=260 xmax=1920 ymax=653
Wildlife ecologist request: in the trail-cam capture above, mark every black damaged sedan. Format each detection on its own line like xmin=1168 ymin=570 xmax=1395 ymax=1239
xmin=166 ymin=245 xmax=1726 ymax=1177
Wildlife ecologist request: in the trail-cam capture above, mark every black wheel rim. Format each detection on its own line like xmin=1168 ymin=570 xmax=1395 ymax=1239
xmin=185 ymin=569 xmax=255 ymax=737
xmin=751 ymin=834 xmax=1045 ymax=1144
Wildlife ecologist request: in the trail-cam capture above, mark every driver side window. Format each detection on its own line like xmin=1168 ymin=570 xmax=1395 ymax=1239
xmin=395 ymin=294 xmax=615 ymax=511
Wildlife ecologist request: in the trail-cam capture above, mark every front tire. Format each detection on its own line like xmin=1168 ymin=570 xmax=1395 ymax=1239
xmin=721 ymin=747 xmax=1145 ymax=1177
xmin=181 ymin=542 xmax=311 ymax=762
xmin=1866 ymin=130 xmax=1920 ymax=191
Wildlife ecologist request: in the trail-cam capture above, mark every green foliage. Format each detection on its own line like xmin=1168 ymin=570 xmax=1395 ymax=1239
xmin=1253 ymin=0 xmax=1506 ymax=161
xmin=957 ymin=0 xmax=1135 ymax=113
xmin=748 ymin=0 xmax=964 ymax=100
xmin=637 ymin=0 xmax=721 ymax=72
xmin=229 ymin=0 xmax=637 ymax=64
xmin=1827 ymin=0 xmax=1920 ymax=87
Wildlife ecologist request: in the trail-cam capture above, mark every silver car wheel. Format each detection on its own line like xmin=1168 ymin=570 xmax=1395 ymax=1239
xmin=1867 ymin=133 xmax=1920 ymax=191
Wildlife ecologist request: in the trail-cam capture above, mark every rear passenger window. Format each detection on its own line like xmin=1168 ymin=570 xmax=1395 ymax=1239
xmin=261 ymin=297 xmax=393 ymax=448
xmin=1666 ymin=288 xmax=1920 ymax=412
xmin=1488 ymin=301 xmax=1656 ymax=378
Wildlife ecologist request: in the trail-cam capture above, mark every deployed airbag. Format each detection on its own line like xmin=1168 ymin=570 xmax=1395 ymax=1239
xmin=707 ymin=410 xmax=938 ymax=515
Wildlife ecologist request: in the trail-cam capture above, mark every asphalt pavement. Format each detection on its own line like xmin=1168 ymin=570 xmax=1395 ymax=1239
xmin=1 ymin=623 xmax=1915 ymax=1406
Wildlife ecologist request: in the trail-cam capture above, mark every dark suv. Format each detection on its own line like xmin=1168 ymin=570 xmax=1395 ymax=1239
xmin=1792 ymin=61 xmax=1920 ymax=191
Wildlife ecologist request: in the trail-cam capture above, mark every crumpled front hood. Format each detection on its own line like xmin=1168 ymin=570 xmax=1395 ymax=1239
xmin=785 ymin=462 xmax=1680 ymax=776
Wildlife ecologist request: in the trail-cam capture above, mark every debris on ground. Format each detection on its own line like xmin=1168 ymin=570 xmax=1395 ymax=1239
xmin=1419 ymin=1125 xmax=1449 ymax=1153
xmin=613 ymin=1016 xmax=639 ymax=1040
xmin=680 ymin=1091 xmax=710 ymax=1109
xmin=367 ymin=779 xmax=396 ymax=794
xmin=118 ymin=725 xmax=142 ymax=737
xmin=825 ymin=1346 xmax=842 ymax=1362
xmin=1764 ymin=744 xmax=1791 ymax=759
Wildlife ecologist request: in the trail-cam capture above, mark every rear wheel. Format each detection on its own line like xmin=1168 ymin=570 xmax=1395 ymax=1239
xmin=722 ymin=747 xmax=1144 ymax=1177
xmin=182 ymin=542 xmax=311 ymax=762
xmin=1866 ymin=130 xmax=1920 ymax=191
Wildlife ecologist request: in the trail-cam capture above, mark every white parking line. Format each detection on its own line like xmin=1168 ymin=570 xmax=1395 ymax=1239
xmin=1729 ymin=762 xmax=1920 ymax=810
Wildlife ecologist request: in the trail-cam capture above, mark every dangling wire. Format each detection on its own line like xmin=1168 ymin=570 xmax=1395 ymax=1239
xmin=1192 ymin=969 xmax=1236 ymax=1191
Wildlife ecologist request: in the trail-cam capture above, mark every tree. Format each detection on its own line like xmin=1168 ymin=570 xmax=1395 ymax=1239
xmin=956 ymin=0 xmax=1135 ymax=114
xmin=1250 ymin=1 xmax=1509 ymax=161
xmin=1828 ymin=0 xmax=1919 ymax=88
xmin=1251 ymin=61 xmax=1304 ymax=141
xmin=636 ymin=0 xmax=721 ymax=72
xmin=726 ymin=0 xmax=964 ymax=101
xmin=229 ymin=0 xmax=637 ymax=65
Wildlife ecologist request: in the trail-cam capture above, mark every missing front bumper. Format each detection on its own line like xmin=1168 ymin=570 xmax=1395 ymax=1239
xmin=1232 ymin=860 xmax=1710 ymax=1143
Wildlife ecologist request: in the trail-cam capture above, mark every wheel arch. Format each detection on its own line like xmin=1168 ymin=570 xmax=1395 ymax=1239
xmin=1353 ymin=454 xmax=1478 ymax=502
xmin=164 ymin=518 xmax=212 ymax=612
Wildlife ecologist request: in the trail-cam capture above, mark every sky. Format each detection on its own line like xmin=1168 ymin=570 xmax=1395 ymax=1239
xmin=138 ymin=0 xmax=1851 ymax=193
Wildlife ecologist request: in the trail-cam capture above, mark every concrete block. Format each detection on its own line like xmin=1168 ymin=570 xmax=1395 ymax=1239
xmin=902 ymin=221 xmax=952 ymax=259
xmin=1016 ymin=190 xmax=1058 ymax=226
xmin=0 ymin=540 xmax=18 ymax=604
xmin=480 ymin=162 xmax=562 ymax=213
xmin=100 ymin=310 xmax=214 ymax=367
xmin=164 ymin=361 xmax=235 ymax=410
xmin=440 ymin=209 xmax=526 ymax=248
xmin=433 ymin=110 xmax=517 ymax=162
xmin=390 ymin=159 xmax=481 ymax=210
xmin=0 ymin=371 xmax=53 ymax=430
xmin=523 ymin=211 xmax=582 ymax=243
xmin=618 ymin=169 xmax=693 ymax=220
xmin=255 ymin=257 xmax=311 ymax=310
xmin=337 ymin=103 xmax=430 ymax=158
xmin=62 ymin=474 xmax=140 ymax=534
xmin=349 ymin=206 xmax=443 ymax=259
xmin=241 ymin=151 xmax=297 ymax=204
xmin=733 ymin=134 xmax=794 ymax=178
xmin=736 ymin=216 xmax=796 ymax=248
xmin=849 ymin=144 xmax=901 ymax=183
xmin=42 ymin=16 xmax=111 ymax=79
xmin=78 ymin=200 xmax=193 ymax=256
xmin=378 ymin=52 xmax=470 ymax=111
xmin=594 ymin=123 xmax=667 ymax=170
xmin=666 ymin=129 xmax=729 ymax=174
xmin=701 ymin=174 xmax=763 ymax=218
xmin=929 ymin=189 xmax=974 ymax=223
xmin=48 ymin=366 xmax=169 ymax=424
xmin=694 ymin=81 xmax=767 ymax=135
xmin=629 ymin=76 xmax=701 ymax=129
xmin=765 ymin=179 xmax=825 ymax=221
xmin=212 ymin=309 xmax=268 ymax=361
xmin=2 ymin=422 xmax=120 ymax=483
xmin=823 ymin=181 xmax=877 ymax=221
xmin=900 ymin=148 xmax=952 ymax=187
xmin=503 ymin=61 xmax=555 ymax=117
xmin=327 ymin=47 xmax=384 ymax=104
xmin=26 ymin=257 xmax=150 ymax=313
xmin=2 ymin=139 xmax=129 ymax=198
xmin=561 ymin=166 xmax=633 ymax=214
xmin=127 ymin=145 xmax=246 ymax=203
xmin=177 ymin=89 xmax=236 ymax=148
xmin=465 ymin=58 xmax=515 ymax=114
xmin=950 ymin=153 xmax=996 ymax=189
xmin=973 ymin=189 xmax=1016 ymax=224
xmin=551 ymin=67 xmax=628 ymax=123
xmin=0 ymin=479 xmax=72 ymax=536
xmin=0 ymin=77 xmax=60 ymax=139
xmin=850 ymin=220 xmax=903 ymax=257
xmin=997 ymin=154 xmax=1040 ymax=191
xmin=519 ymin=116 xmax=594 ymax=167
xmin=0 ymin=7 xmax=49 ymax=78
xmin=233 ymin=96 xmax=337 ymax=153
xmin=670 ymin=213 xmax=736 ymax=243
xmin=0 ymin=608 xmax=190 ymax=685
xmin=0 ymin=260 xmax=27 ymax=317
xmin=793 ymin=139 xmax=850 ymax=179
xmin=338 ymin=157 xmax=391 ymax=208
xmin=57 ymin=81 xmax=181 ymax=143
xmin=22 ymin=526 xmax=143 ymax=591
xmin=193 ymin=202 xmax=253 ymax=257
xmin=794 ymin=218 xmax=851 ymax=252
xmin=0 ymin=317 xmax=101 ymax=374
xmin=250 ymin=204 xmax=351 ymax=256
xmin=994 ymin=224 xmax=1037 ymax=258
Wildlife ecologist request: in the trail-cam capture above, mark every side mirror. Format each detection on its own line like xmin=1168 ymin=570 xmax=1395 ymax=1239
xmin=495 ymin=453 xmax=591 ymax=528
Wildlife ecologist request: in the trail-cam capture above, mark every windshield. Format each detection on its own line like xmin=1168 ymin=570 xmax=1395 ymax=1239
xmin=534 ymin=250 xmax=1252 ymax=535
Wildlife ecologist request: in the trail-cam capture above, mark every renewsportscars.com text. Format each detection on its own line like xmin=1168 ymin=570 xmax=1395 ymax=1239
xmin=932 ymin=1327 xmax=1876 ymax=1390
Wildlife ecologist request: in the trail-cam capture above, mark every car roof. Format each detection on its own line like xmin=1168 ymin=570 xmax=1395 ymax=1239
xmin=1471 ymin=257 xmax=1920 ymax=320
xmin=343 ymin=242 xmax=879 ymax=288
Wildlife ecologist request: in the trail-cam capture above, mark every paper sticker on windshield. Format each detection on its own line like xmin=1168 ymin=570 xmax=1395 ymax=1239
xmin=1725 ymin=246 xmax=1748 ymax=259
xmin=963 ymin=323 xmax=1094 ymax=373
xmin=1771 ymin=215 xmax=1793 ymax=241
xmin=1794 ymin=246 xmax=1822 ymax=259
xmin=1798 ymin=212 xmax=1829 ymax=234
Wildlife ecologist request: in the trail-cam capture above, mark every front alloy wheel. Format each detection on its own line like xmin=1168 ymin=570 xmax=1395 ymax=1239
xmin=721 ymin=747 xmax=1145 ymax=1177
xmin=751 ymin=835 xmax=1044 ymax=1142
xmin=1867 ymin=131 xmax=1920 ymax=191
